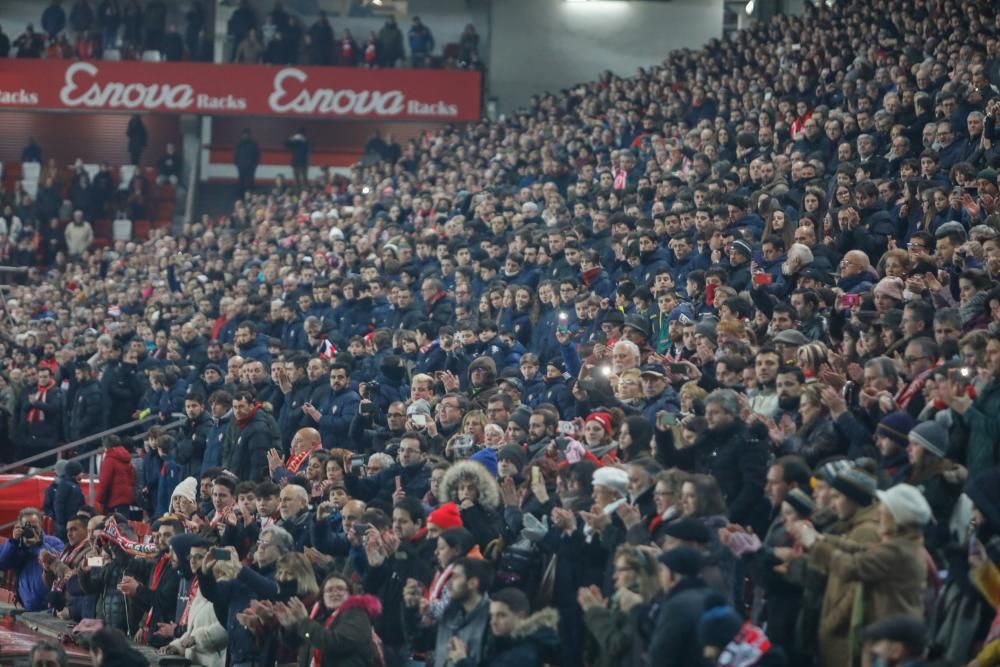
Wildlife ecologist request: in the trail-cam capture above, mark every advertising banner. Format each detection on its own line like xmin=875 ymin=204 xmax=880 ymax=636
xmin=0 ymin=60 xmax=481 ymax=121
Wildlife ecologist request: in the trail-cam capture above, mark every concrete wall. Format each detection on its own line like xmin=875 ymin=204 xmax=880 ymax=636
xmin=487 ymin=0 xmax=724 ymax=112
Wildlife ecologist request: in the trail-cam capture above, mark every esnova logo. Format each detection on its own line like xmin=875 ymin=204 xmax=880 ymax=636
xmin=59 ymin=61 xmax=195 ymax=110
xmin=268 ymin=68 xmax=405 ymax=116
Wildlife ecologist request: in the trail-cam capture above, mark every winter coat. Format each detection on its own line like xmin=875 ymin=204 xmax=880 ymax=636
xmin=0 ymin=534 xmax=65 ymax=611
xmin=199 ymin=563 xmax=279 ymax=665
xmin=441 ymin=460 xmax=502 ymax=551
xmin=154 ymin=456 xmax=184 ymax=519
xmin=346 ymin=460 xmax=432 ymax=506
xmin=460 ymin=607 xmax=559 ymax=667
xmin=277 ymin=378 xmax=313 ymax=449
xmin=317 ymin=386 xmax=361 ymax=449
xmin=202 ymin=411 xmax=231 ymax=475
xmin=68 ymin=378 xmax=104 ymax=442
xmin=167 ymin=581 xmax=227 ymax=667
xmin=657 ymin=420 xmax=769 ymax=528
xmin=290 ymin=595 xmax=381 ymax=667
xmin=645 ymin=577 xmax=714 ymax=667
xmin=176 ymin=412 xmax=211 ymax=479
xmin=363 ymin=538 xmax=434 ymax=649
xmin=949 ymin=378 xmax=1000 ymax=470
xmin=226 ymin=408 xmax=282 ymax=482
xmin=101 ymin=360 xmax=142 ymax=428
xmin=583 ymin=600 xmax=636 ymax=667
xmin=98 ymin=445 xmax=135 ymax=513
xmin=434 ymin=596 xmax=490 ymax=667
xmin=51 ymin=477 xmax=85 ymax=540
xmin=64 ymin=221 xmax=94 ymax=256
xmin=78 ymin=552 xmax=149 ymax=632
xmin=807 ymin=503 xmax=882 ymax=667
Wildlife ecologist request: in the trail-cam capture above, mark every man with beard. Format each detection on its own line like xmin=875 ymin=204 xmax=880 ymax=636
xmin=748 ymin=348 xmax=781 ymax=418
xmin=657 ymin=389 xmax=769 ymax=533
xmin=526 ymin=409 xmax=557 ymax=459
xmin=273 ymin=355 xmax=313 ymax=450
xmin=307 ymin=363 xmax=360 ymax=449
xmin=115 ymin=517 xmax=184 ymax=646
xmin=435 ymin=558 xmax=492 ymax=667
xmin=774 ymin=365 xmax=805 ymax=422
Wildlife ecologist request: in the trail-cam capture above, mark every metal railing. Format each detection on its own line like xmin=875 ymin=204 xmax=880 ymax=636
xmin=0 ymin=413 xmax=186 ymax=532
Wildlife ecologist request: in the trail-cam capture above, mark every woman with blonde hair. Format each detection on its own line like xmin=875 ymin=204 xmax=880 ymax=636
xmin=580 ymin=543 xmax=661 ymax=666
xmin=461 ymin=410 xmax=488 ymax=444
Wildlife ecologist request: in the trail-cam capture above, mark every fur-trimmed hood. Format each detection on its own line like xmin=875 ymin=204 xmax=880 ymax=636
xmin=511 ymin=607 xmax=559 ymax=640
xmin=338 ymin=594 xmax=383 ymax=620
xmin=441 ymin=459 xmax=500 ymax=509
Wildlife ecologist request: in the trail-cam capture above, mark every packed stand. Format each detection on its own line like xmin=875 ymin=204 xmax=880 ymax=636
xmin=1 ymin=0 xmax=213 ymax=62
xmin=227 ymin=1 xmax=482 ymax=70
xmin=3 ymin=0 xmax=1000 ymax=665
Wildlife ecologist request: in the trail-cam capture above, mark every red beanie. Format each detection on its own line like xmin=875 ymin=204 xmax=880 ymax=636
xmin=428 ymin=502 xmax=463 ymax=530
xmin=586 ymin=412 xmax=613 ymax=435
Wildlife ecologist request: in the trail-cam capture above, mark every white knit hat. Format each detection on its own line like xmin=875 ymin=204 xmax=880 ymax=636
xmin=876 ymin=483 xmax=932 ymax=528
xmin=592 ymin=467 xmax=629 ymax=498
xmin=171 ymin=477 xmax=198 ymax=504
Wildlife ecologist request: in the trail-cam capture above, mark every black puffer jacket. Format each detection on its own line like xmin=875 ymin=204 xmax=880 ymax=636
xmin=78 ymin=551 xmax=149 ymax=633
xmin=225 ymin=407 xmax=281 ymax=482
xmin=656 ymin=420 xmax=769 ymax=528
xmin=69 ymin=378 xmax=104 ymax=442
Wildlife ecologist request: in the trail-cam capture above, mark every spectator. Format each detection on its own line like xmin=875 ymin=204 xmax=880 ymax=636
xmin=97 ymin=0 xmax=120 ymax=50
xmin=234 ymin=128 xmax=260 ymax=196
xmin=377 ymin=16 xmax=403 ymax=67
xmin=97 ymin=437 xmax=135 ymax=515
xmin=0 ymin=24 xmax=10 ymax=58
xmin=0 ymin=508 xmax=64 ymax=611
xmin=156 ymin=142 xmax=183 ymax=185
xmin=234 ymin=28 xmax=262 ymax=63
xmin=64 ymin=210 xmax=94 ymax=259
xmin=14 ymin=25 xmax=45 ymax=58
xmin=69 ymin=0 xmax=95 ymax=39
xmin=407 ymin=16 xmax=434 ymax=67
xmin=42 ymin=0 xmax=67 ymax=40
xmin=126 ymin=114 xmax=146 ymax=165
xmin=285 ymin=128 xmax=310 ymax=191
xmin=21 ymin=138 xmax=43 ymax=164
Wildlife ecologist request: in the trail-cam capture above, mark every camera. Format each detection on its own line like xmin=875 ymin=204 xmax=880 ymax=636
xmin=20 ymin=524 xmax=36 ymax=540
xmin=361 ymin=381 xmax=380 ymax=397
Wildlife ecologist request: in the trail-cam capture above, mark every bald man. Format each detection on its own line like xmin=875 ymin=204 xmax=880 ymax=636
xmin=267 ymin=427 xmax=322 ymax=483
xmin=838 ymin=250 xmax=874 ymax=294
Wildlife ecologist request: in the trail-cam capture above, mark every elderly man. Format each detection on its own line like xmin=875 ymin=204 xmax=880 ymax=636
xmin=267 ymin=427 xmax=322 ymax=482
xmin=837 ymin=250 xmax=875 ymax=294
xmin=277 ymin=484 xmax=313 ymax=550
xmin=611 ymin=339 xmax=641 ymax=375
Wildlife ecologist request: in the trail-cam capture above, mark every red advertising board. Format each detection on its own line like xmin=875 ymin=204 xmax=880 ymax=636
xmin=0 ymin=60 xmax=481 ymax=121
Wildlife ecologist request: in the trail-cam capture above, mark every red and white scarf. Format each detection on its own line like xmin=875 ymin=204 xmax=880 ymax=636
xmin=27 ymin=381 xmax=53 ymax=422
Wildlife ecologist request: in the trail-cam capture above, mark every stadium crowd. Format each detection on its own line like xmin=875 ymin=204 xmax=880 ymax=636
xmin=2 ymin=0 xmax=1000 ymax=665
xmin=0 ymin=0 xmax=481 ymax=69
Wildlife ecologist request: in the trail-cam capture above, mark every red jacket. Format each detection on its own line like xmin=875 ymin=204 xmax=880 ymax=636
xmin=98 ymin=446 xmax=136 ymax=512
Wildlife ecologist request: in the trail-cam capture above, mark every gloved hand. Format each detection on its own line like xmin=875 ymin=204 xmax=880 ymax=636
xmin=522 ymin=512 xmax=549 ymax=543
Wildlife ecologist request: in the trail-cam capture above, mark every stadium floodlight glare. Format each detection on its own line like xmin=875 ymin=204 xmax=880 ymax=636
xmin=745 ymin=0 xmax=755 ymax=14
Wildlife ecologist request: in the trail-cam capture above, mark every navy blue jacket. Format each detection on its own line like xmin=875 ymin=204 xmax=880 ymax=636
xmin=318 ymin=386 xmax=361 ymax=448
